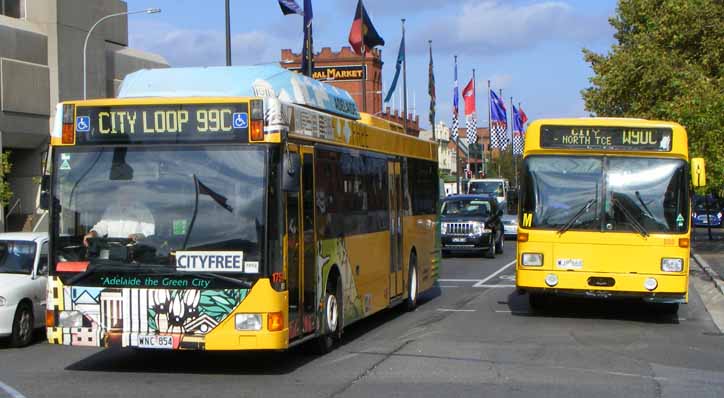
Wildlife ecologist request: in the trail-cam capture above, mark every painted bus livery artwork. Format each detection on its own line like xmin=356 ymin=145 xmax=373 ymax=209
xmin=540 ymin=125 xmax=673 ymax=152
xmin=74 ymin=104 xmax=250 ymax=144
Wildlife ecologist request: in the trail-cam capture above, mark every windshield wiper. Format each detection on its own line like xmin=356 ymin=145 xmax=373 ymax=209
xmin=635 ymin=191 xmax=655 ymax=219
xmin=557 ymin=198 xmax=597 ymax=236
xmin=612 ymin=198 xmax=649 ymax=238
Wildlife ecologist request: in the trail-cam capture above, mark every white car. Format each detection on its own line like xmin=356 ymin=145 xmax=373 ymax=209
xmin=502 ymin=214 xmax=518 ymax=239
xmin=0 ymin=232 xmax=48 ymax=347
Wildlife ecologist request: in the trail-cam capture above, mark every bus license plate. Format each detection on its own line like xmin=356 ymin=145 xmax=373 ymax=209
xmin=556 ymin=258 xmax=583 ymax=269
xmin=137 ymin=335 xmax=173 ymax=349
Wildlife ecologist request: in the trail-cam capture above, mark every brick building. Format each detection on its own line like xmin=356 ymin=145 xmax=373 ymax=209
xmin=280 ymin=46 xmax=420 ymax=137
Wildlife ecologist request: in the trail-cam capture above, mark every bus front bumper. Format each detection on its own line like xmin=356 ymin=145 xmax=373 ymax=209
xmin=516 ymin=269 xmax=688 ymax=303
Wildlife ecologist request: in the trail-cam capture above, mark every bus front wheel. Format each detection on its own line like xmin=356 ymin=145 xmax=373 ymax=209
xmin=314 ymin=277 xmax=342 ymax=354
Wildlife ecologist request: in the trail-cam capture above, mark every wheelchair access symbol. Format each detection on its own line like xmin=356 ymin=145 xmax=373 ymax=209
xmin=232 ymin=112 xmax=248 ymax=129
xmin=76 ymin=116 xmax=90 ymax=132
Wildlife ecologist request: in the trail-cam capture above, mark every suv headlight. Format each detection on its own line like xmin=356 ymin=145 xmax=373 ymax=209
xmin=522 ymin=253 xmax=544 ymax=267
xmin=0 ymin=296 xmax=6 ymax=306
xmin=441 ymin=222 xmax=449 ymax=233
xmin=661 ymin=258 xmax=683 ymax=272
xmin=472 ymin=222 xmax=484 ymax=235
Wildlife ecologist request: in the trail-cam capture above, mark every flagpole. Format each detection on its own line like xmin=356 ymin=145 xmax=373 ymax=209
xmin=472 ymin=68 xmax=477 ymax=177
xmin=454 ymin=55 xmax=460 ymax=194
xmin=511 ymin=96 xmax=518 ymax=191
xmin=225 ymin=0 xmax=231 ymax=66
xmin=401 ymin=19 xmax=407 ymax=135
xmin=498 ymin=88 xmax=503 ymax=177
xmin=429 ymin=40 xmax=435 ymax=141
xmin=487 ymin=80 xmax=492 ymax=177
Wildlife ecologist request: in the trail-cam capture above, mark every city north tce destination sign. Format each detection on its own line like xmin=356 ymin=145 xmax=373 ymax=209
xmin=540 ymin=125 xmax=673 ymax=152
xmin=74 ymin=103 xmax=250 ymax=144
xmin=290 ymin=65 xmax=366 ymax=81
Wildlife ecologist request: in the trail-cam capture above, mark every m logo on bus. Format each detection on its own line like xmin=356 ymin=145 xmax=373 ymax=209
xmin=522 ymin=213 xmax=533 ymax=228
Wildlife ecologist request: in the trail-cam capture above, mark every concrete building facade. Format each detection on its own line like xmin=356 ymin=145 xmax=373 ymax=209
xmin=0 ymin=0 xmax=168 ymax=231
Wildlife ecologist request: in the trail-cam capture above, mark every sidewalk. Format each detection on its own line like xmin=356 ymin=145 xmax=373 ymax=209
xmin=692 ymin=227 xmax=724 ymax=286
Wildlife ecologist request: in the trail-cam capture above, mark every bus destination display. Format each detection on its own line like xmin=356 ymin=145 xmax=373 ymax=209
xmin=75 ymin=104 xmax=250 ymax=144
xmin=540 ymin=125 xmax=673 ymax=152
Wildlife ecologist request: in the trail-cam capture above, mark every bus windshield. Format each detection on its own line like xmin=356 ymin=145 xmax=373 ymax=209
xmin=469 ymin=181 xmax=503 ymax=196
xmin=51 ymin=145 xmax=267 ymax=269
xmin=522 ymin=156 xmax=689 ymax=234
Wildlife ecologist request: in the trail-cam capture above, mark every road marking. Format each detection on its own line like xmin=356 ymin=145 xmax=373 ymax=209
xmin=0 ymin=381 xmax=26 ymax=398
xmin=438 ymin=279 xmax=482 ymax=282
xmin=439 ymin=285 xmax=460 ymax=288
xmin=436 ymin=308 xmax=476 ymax=312
xmin=475 ymin=284 xmax=516 ymax=288
xmin=472 ymin=260 xmax=517 ymax=287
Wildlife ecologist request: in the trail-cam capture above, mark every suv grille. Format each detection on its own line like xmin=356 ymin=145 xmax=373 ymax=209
xmin=445 ymin=223 xmax=473 ymax=235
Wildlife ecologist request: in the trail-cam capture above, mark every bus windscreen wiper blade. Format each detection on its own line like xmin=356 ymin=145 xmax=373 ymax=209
xmin=557 ymin=198 xmax=597 ymax=236
xmin=635 ymin=191 xmax=655 ymax=219
xmin=612 ymin=198 xmax=649 ymax=237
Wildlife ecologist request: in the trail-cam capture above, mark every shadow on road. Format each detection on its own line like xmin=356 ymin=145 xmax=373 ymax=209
xmin=64 ymin=286 xmax=442 ymax=375
xmin=505 ymin=290 xmax=681 ymax=325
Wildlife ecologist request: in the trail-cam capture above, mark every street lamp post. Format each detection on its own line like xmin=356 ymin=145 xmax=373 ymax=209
xmin=83 ymin=8 xmax=161 ymax=100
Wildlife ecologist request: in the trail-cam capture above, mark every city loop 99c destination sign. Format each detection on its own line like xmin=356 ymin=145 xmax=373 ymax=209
xmin=75 ymin=103 xmax=250 ymax=144
xmin=540 ymin=125 xmax=673 ymax=152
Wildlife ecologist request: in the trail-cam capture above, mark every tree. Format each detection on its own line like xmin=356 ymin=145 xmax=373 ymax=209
xmin=582 ymin=0 xmax=724 ymax=191
xmin=0 ymin=151 xmax=12 ymax=206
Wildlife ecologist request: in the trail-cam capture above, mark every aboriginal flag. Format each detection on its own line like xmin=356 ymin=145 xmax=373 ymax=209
xmin=348 ymin=0 xmax=385 ymax=55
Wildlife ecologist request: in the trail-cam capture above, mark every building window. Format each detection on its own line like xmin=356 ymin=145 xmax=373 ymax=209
xmin=1 ymin=0 xmax=24 ymax=19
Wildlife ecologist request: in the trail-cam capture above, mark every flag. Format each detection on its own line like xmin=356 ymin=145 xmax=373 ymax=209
xmin=301 ymin=0 xmax=314 ymax=76
xmin=451 ymin=58 xmax=459 ymax=141
xmin=348 ymin=0 xmax=385 ymax=55
xmin=462 ymin=78 xmax=477 ymax=145
xmin=278 ymin=0 xmax=303 ymax=15
xmin=489 ymin=89 xmax=507 ymax=150
xmin=428 ymin=43 xmax=436 ymax=130
xmin=512 ymin=105 xmax=524 ymax=155
xmin=384 ymin=36 xmax=404 ymax=103
xmin=519 ymin=106 xmax=528 ymax=125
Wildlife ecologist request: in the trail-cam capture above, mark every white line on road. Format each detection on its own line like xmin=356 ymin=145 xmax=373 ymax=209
xmin=475 ymin=284 xmax=516 ymax=288
xmin=439 ymin=285 xmax=460 ymax=288
xmin=472 ymin=260 xmax=517 ymax=288
xmin=438 ymin=279 xmax=483 ymax=282
xmin=436 ymin=308 xmax=476 ymax=312
xmin=0 ymin=381 xmax=26 ymax=398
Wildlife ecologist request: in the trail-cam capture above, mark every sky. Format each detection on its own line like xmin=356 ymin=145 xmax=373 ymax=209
xmin=126 ymin=0 xmax=618 ymax=130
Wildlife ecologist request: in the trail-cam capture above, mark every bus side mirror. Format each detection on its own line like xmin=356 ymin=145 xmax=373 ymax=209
xmin=282 ymin=152 xmax=301 ymax=192
xmin=39 ymin=175 xmax=50 ymax=210
xmin=691 ymin=158 xmax=706 ymax=187
xmin=39 ymin=192 xmax=50 ymax=210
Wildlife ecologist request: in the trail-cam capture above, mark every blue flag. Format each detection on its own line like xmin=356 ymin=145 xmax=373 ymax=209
xmin=278 ymin=0 xmax=303 ymax=15
xmin=301 ymin=0 xmax=314 ymax=76
xmin=489 ymin=89 xmax=508 ymax=149
xmin=384 ymin=36 xmax=404 ymax=103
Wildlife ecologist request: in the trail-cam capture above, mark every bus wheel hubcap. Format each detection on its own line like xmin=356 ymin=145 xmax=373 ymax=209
xmin=326 ymin=295 xmax=338 ymax=332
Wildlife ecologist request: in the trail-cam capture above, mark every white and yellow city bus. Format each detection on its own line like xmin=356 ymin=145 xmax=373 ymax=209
xmin=43 ymin=65 xmax=439 ymax=352
xmin=516 ymin=118 xmax=706 ymax=313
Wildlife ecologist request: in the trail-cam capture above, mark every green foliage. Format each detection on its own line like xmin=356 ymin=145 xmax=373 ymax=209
xmin=488 ymin=149 xmax=523 ymax=187
xmin=0 ymin=151 xmax=13 ymax=206
xmin=582 ymin=0 xmax=724 ymax=190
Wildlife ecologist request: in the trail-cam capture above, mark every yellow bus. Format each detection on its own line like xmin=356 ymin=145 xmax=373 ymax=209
xmin=42 ymin=65 xmax=439 ymax=352
xmin=516 ymin=118 xmax=706 ymax=313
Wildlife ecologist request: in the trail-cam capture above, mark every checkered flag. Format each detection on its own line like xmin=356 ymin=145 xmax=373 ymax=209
xmin=490 ymin=122 xmax=506 ymax=149
xmin=466 ymin=114 xmax=477 ymax=145
xmin=512 ymin=131 xmax=524 ymax=155
xmin=451 ymin=114 xmax=459 ymax=141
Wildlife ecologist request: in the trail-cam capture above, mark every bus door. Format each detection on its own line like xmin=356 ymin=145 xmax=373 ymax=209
xmin=300 ymin=146 xmax=316 ymax=335
xmin=388 ymin=160 xmax=404 ymax=298
xmin=286 ymin=145 xmax=317 ymax=339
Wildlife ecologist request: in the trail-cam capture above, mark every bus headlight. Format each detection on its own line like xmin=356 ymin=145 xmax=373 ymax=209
xmin=58 ymin=311 xmax=83 ymax=328
xmin=661 ymin=258 xmax=683 ymax=272
xmin=644 ymin=278 xmax=658 ymax=291
xmin=522 ymin=253 xmax=543 ymax=267
xmin=235 ymin=314 xmax=262 ymax=331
